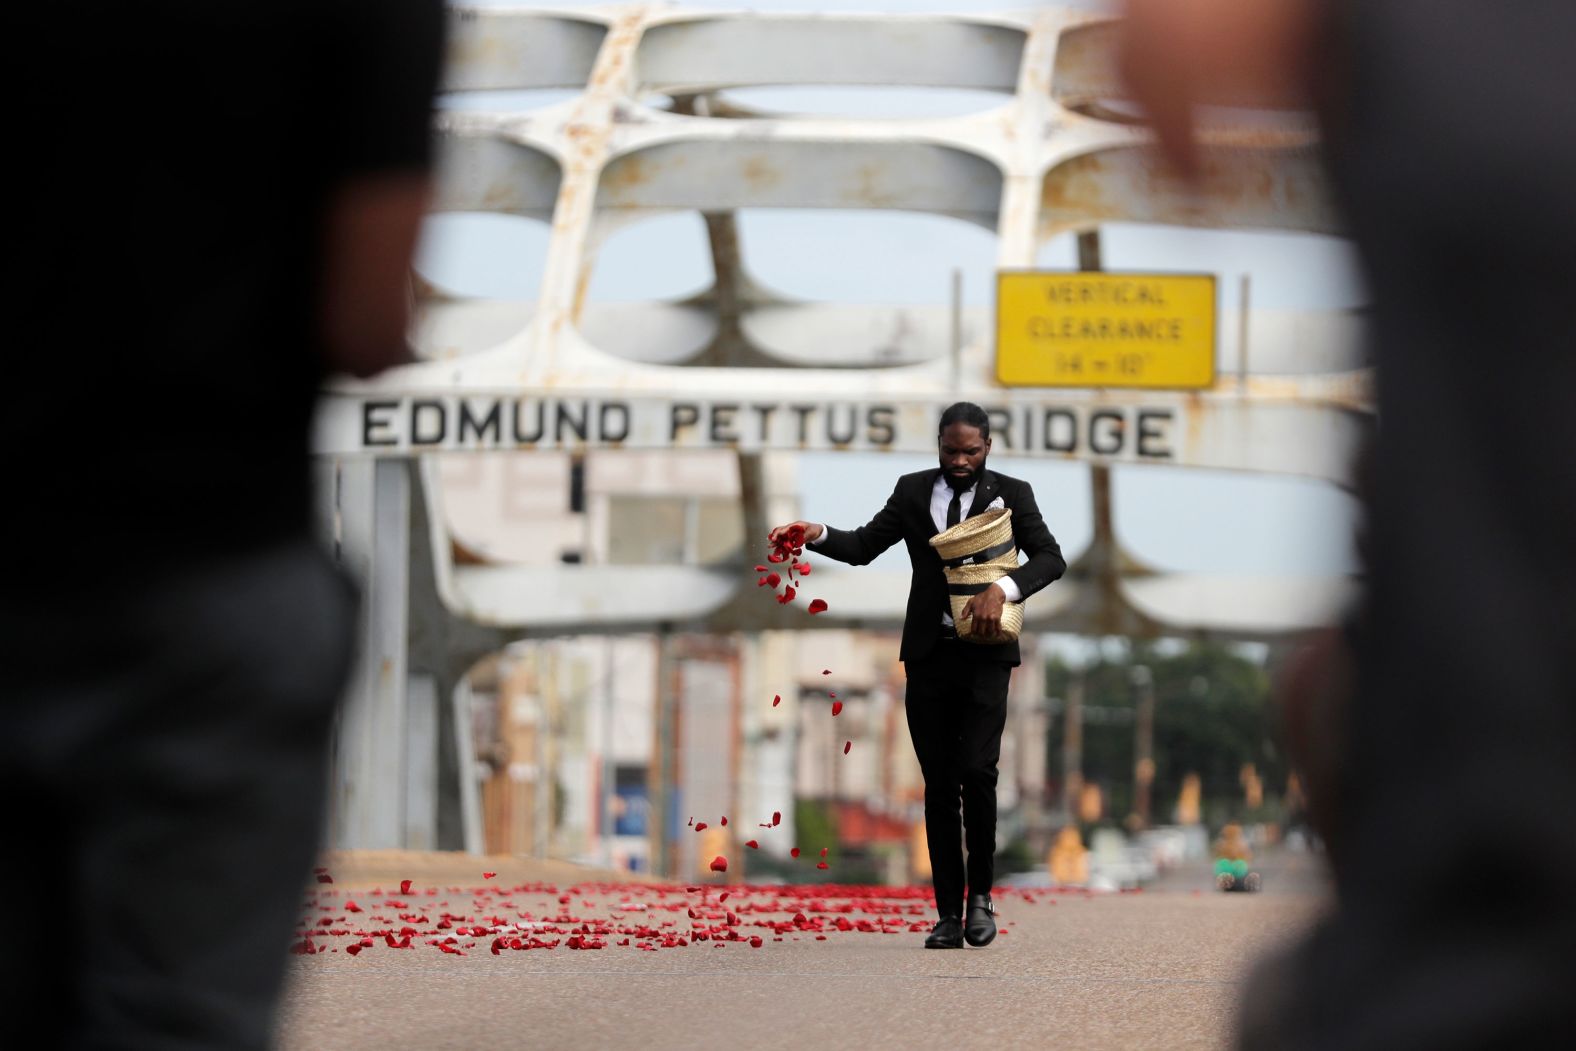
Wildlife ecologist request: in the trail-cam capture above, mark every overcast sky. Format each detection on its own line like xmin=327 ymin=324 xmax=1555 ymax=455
xmin=423 ymin=0 xmax=1365 ymax=578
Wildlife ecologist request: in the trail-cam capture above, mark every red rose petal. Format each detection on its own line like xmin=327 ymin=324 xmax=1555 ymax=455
xmin=772 ymin=811 xmax=781 ymax=826
xmin=817 ymin=861 xmax=830 ymax=870
xmin=820 ymin=847 xmax=829 ymax=857
xmin=746 ymin=840 xmax=759 ymax=849
xmin=750 ymin=936 xmax=764 ymax=948
xmin=345 ymin=900 xmax=363 ymax=913
xmin=720 ymin=816 xmax=728 ymax=826
xmin=754 ymin=565 xmax=767 ymax=572
xmin=844 ymin=740 xmax=852 ymax=754
xmin=772 ymin=694 xmax=781 ymax=707
xmin=831 ymin=701 xmax=843 ymax=716
xmin=808 ymin=599 xmax=829 ymax=615
xmin=766 ymin=572 xmax=781 ymax=588
xmin=483 ymin=872 xmax=497 ymax=879
xmin=709 ymin=856 xmax=728 ymax=873
xmin=346 ymin=943 xmax=363 ymax=956
xmin=399 ymin=880 xmax=413 ymax=895
xmin=822 ymin=669 xmax=831 ymax=675
xmin=315 ymin=873 xmax=333 ymax=884
xmin=796 ymin=563 xmax=811 ymax=575
xmin=694 ymin=822 xmax=708 ymax=831
xmin=790 ymin=848 xmax=801 ymax=858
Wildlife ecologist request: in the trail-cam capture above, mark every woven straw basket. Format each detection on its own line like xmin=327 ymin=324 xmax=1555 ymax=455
xmin=928 ymin=507 xmax=1024 ymax=644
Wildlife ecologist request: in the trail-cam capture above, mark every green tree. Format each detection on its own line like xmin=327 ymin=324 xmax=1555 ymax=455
xmin=1044 ymin=640 xmax=1284 ymax=827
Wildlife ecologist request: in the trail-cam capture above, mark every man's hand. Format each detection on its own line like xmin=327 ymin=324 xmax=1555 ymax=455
xmin=961 ymin=583 xmax=1007 ymax=639
xmin=768 ymin=521 xmax=824 ymax=548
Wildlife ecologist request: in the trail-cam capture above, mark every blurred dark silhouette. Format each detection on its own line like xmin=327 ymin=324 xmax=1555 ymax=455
xmin=2 ymin=2 xmax=443 ymax=1046
xmin=1123 ymin=1 xmax=1576 ymax=1045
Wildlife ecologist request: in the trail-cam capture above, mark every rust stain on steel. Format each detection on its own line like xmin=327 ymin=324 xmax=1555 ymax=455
xmin=740 ymin=153 xmax=781 ymax=192
xmin=1042 ymin=143 xmax=1332 ymax=232
xmin=1050 ymin=20 xmax=1123 ymax=110
xmin=598 ymin=152 xmax=653 ymax=199
xmin=847 ymin=161 xmax=900 ymax=208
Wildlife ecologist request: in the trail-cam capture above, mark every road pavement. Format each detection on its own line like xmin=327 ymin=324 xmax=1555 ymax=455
xmin=277 ymin=848 xmax=1329 ymax=1051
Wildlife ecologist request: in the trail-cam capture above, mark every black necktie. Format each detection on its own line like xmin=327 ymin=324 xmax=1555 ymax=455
xmin=947 ymin=489 xmax=963 ymax=528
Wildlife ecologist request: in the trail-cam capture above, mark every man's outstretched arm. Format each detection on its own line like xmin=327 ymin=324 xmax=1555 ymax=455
xmin=769 ymin=483 xmax=905 ymax=567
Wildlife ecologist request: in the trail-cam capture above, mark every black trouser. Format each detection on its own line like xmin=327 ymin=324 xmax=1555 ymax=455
xmin=904 ymin=641 xmax=1012 ymax=918
xmin=0 ymin=539 xmax=357 ymax=1050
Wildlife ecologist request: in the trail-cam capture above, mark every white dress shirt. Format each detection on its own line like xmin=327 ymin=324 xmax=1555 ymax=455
xmin=809 ymin=473 xmax=1022 ymax=625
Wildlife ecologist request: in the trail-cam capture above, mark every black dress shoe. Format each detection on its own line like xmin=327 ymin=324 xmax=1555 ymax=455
xmin=964 ymin=894 xmax=996 ymax=947
xmin=924 ymin=916 xmax=963 ymax=949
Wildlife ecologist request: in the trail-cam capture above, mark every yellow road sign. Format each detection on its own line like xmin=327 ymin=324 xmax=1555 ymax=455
xmin=996 ymin=271 xmax=1217 ymax=389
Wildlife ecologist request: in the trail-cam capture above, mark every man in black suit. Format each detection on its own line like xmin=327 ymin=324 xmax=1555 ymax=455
xmin=771 ymin=402 xmax=1066 ymax=948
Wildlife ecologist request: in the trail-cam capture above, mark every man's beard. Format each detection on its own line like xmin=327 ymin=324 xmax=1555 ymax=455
xmin=941 ymin=459 xmax=985 ymax=492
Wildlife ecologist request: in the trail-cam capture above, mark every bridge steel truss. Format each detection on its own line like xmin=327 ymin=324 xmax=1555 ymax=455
xmin=317 ymin=4 xmax=1369 ymax=851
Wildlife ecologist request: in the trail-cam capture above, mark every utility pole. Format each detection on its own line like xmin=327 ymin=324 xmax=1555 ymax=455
xmin=1062 ymin=673 xmax=1085 ymax=826
xmin=1131 ymin=664 xmax=1155 ymax=829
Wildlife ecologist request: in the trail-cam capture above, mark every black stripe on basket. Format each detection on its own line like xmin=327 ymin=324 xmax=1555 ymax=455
xmin=948 ymin=582 xmax=996 ymax=596
xmin=942 ymin=538 xmax=1017 ymax=568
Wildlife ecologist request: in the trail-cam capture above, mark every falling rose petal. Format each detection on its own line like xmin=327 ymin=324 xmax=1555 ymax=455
xmin=817 ymin=862 xmax=830 ymax=870
xmin=720 ymin=892 xmax=730 ymax=902
xmin=345 ymin=901 xmax=363 ymax=913
xmin=694 ymin=822 xmax=708 ymax=831
xmin=709 ymin=856 xmax=728 ymax=873
xmin=844 ymin=740 xmax=852 ymax=754
xmin=754 ymin=565 xmax=767 ymax=572
xmin=831 ymin=701 xmax=843 ymax=716
xmin=750 ymin=936 xmax=764 ymax=948
xmin=772 ymin=811 xmax=781 ymax=826
xmin=772 ymin=694 xmax=781 ymax=707
xmin=796 ymin=563 xmax=811 ymax=576
xmin=746 ymin=840 xmax=759 ymax=849
xmin=315 ymin=873 xmax=334 ymax=884
xmin=483 ymin=872 xmax=497 ymax=880
xmin=829 ymin=692 xmax=837 ymax=698
xmin=766 ymin=573 xmax=781 ymax=588
xmin=720 ymin=816 xmax=728 ymax=827
xmin=688 ymin=816 xmax=694 ymax=827
xmin=399 ymin=880 xmax=413 ymax=896
xmin=822 ymin=669 xmax=831 ymax=675
xmin=757 ymin=576 xmax=769 ymax=587
xmin=790 ymin=848 xmax=801 ymax=858
xmin=820 ymin=847 xmax=829 ymax=857
xmin=346 ymin=943 xmax=363 ymax=956
xmin=808 ymin=599 xmax=829 ymax=615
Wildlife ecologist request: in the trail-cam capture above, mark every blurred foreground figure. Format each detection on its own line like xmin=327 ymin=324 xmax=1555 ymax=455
xmin=1124 ymin=1 xmax=1576 ymax=1045
xmin=3 ymin=2 xmax=442 ymax=1046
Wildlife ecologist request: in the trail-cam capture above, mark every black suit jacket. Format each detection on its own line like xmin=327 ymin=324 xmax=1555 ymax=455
xmin=814 ymin=468 xmax=1065 ymax=665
